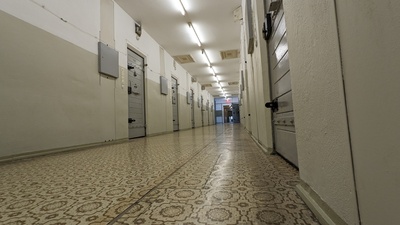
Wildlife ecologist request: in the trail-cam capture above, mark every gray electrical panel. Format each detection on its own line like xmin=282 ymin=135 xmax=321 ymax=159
xmin=160 ymin=76 xmax=168 ymax=95
xmin=98 ymin=42 xmax=119 ymax=78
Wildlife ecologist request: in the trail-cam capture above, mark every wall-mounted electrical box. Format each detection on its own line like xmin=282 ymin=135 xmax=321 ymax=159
xmin=98 ymin=42 xmax=119 ymax=78
xmin=160 ymin=76 xmax=168 ymax=95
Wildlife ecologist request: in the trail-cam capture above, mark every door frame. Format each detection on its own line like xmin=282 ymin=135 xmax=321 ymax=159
xmin=201 ymin=95 xmax=204 ymax=126
xmin=191 ymin=89 xmax=195 ymax=128
xmin=171 ymin=75 xmax=179 ymax=131
xmin=264 ymin=3 xmax=298 ymax=166
xmin=127 ymin=44 xmax=147 ymax=137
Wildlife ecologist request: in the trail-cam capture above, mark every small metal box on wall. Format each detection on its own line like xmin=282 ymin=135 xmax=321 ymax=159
xmin=98 ymin=42 xmax=119 ymax=78
xmin=160 ymin=76 xmax=168 ymax=95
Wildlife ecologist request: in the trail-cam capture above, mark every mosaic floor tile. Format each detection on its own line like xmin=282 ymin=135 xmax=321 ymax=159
xmin=0 ymin=124 xmax=319 ymax=224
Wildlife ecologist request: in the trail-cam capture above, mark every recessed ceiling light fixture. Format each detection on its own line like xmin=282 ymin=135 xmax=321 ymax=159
xmin=178 ymin=0 xmax=186 ymax=15
xmin=188 ymin=22 xmax=202 ymax=47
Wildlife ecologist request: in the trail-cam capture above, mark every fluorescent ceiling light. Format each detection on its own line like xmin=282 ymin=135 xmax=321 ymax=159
xmin=202 ymin=49 xmax=211 ymax=66
xmin=178 ymin=0 xmax=186 ymax=15
xmin=188 ymin=22 xmax=201 ymax=47
xmin=211 ymin=67 xmax=216 ymax=76
xmin=208 ymin=66 xmax=214 ymax=74
xmin=207 ymin=65 xmax=216 ymax=76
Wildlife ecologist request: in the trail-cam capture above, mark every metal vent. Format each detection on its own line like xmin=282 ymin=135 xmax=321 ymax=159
xmin=220 ymin=50 xmax=240 ymax=60
xmin=201 ymin=84 xmax=212 ymax=90
xmin=228 ymin=82 xmax=239 ymax=85
xmin=173 ymin=55 xmax=195 ymax=64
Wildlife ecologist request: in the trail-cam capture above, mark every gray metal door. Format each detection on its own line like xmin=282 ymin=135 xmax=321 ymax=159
xmin=191 ymin=89 xmax=195 ymax=128
xmin=207 ymin=100 xmax=210 ymax=125
xmin=201 ymin=96 xmax=204 ymax=126
xmin=128 ymin=49 xmax=146 ymax=138
xmin=265 ymin=3 xmax=298 ymax=166
xmin=172 ymin=77 xmax=179 ymax=131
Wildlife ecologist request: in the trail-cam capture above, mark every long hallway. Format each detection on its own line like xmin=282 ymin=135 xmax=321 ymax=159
xmin=0 ymin=125 xmax=319 ymax=224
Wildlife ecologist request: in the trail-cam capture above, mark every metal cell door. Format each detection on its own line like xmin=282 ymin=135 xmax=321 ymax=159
xmin=207 ymin=100 xmax=210 ymax=125
xmin=265 ymin=3 xmax=298 ymax=166
xmin=191 ymin=89 xmax=195 ymax=128
xmin=127 ymin=49 xmax=146 ymax=138
xmin=172 ymin=77 xmax=179 ymax=131
xmin=201 ymin=96 xmax=204 ymax=126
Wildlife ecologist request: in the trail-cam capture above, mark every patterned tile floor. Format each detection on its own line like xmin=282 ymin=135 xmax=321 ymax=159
xmin=0 ymin=124 xmax=320 ymax=225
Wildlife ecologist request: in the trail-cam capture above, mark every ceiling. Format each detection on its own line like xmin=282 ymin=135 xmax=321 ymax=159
xmin=115 ymin=0 xmax=242 ymax=97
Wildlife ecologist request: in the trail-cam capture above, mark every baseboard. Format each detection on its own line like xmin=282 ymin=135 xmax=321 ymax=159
xmin=296 ymin=181 xmax=348 ymax=225
xmin=179 ymin=127 xmax=193 ymax=132
xmin=0 ymin=138 xmax=129 ymax=164
xmin=250 ymin=134 xmax=273 ymax=155
xmin=147 ymin=131 xmax=173 ymax=137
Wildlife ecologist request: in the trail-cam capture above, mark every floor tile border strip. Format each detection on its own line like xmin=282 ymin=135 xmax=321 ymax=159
xmin=249 ymin=132 xmax=273 ymax=155
xmin=0 ymin=138 xmax=129 ymax=164
xmin=107 ymin=130 xmax=225 ymax=225
xmin=202 ymin=154 xmax=222 ymax=189
xmin=0 ymin=126 xmax=216 ymax=164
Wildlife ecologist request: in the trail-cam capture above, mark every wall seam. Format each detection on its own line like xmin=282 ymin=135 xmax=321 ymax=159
xmin=332 ymin=1 xmax=361 ymax=224
xmin=114 ymin=79 xmax=117 ymax=140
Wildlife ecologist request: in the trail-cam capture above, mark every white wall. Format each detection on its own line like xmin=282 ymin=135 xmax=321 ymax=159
xmin=0 ymin=0 xmax=100 ymax=54
xmin=336 ymin=1 xmax=400 ymax=224
xmin=239 ymin=28 xmax=251 ymax=130
xmin=240 ymin=0 xmax=400 ymax=224
xmin=240 ymin=0 xmax=273 ymax=150
xmin=0 ymin=0 xmax=108 ymax=158
xmin=283 ymin=1 xmax=359 ymax=224
xmin=0 ymin=0 xmax=214 ymax=159
xmin=190 ymin=83 xmax=203 ymax=127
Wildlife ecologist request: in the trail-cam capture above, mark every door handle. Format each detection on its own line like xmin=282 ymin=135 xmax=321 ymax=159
xmin=128 ymin=118 xmax=136 ymax=123
xmin=265 ymin=99 xmax=278 ymax=112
